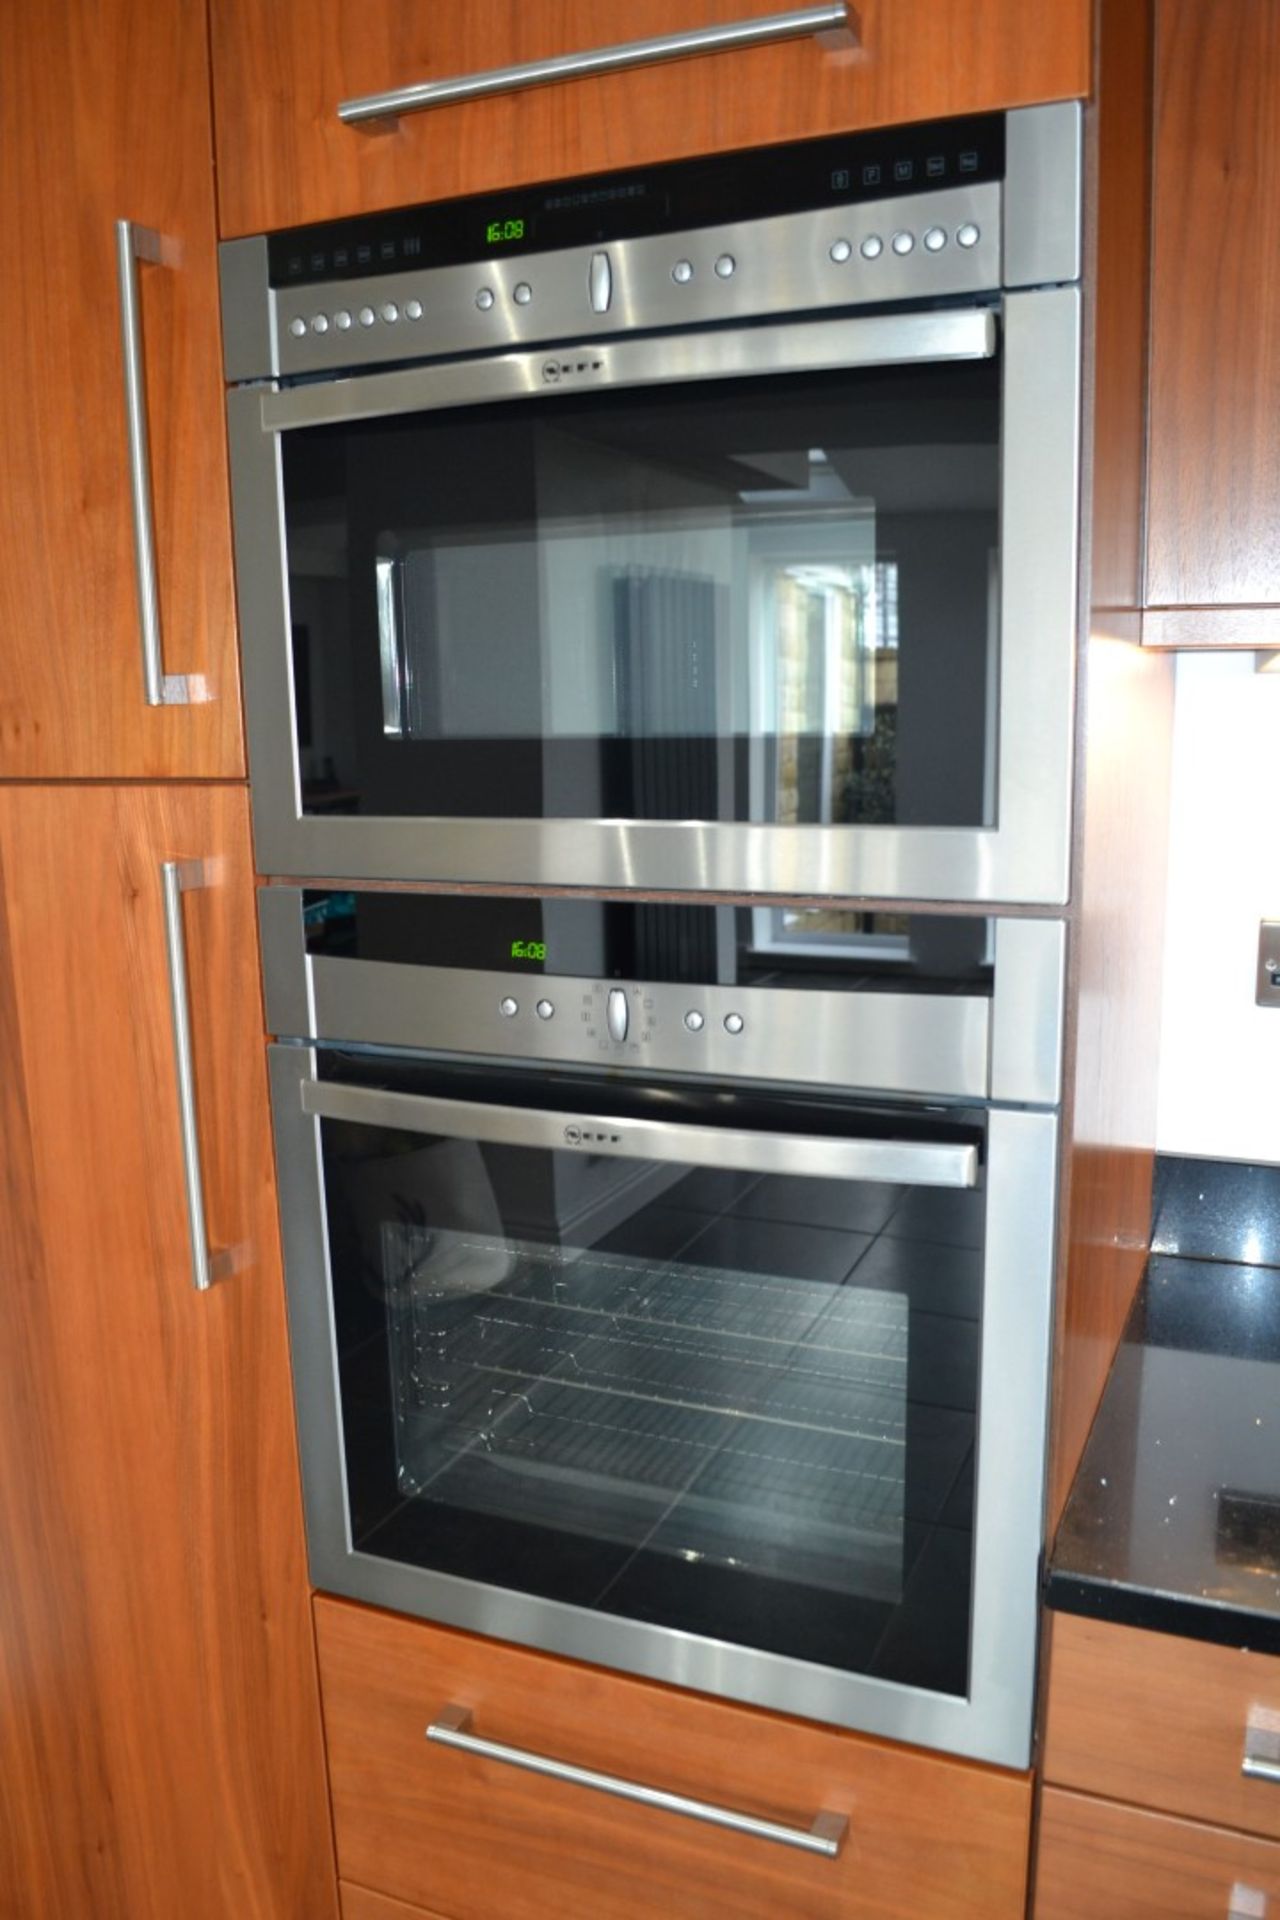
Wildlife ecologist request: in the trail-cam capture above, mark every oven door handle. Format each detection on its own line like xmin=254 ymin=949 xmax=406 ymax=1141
xmin=299 ymin=1078 xmax=978 ymax=1189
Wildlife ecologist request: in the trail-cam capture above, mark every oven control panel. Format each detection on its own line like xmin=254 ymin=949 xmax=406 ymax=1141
xmin=241 ymin=181 xmax=1001 ymax=383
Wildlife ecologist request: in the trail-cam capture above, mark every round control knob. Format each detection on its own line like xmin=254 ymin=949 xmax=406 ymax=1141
xmin=380 ymin=301 xmax=399 ymax=323
xmin=310 ymin=313 xmax=329 ymax=333
xmin=956 ymin=222 xmax=981 ymax=249
xmin=513 ymin=282 xmax=533 ymax=306
xmin=860 ymin=234 xmax=884 ymax=260
xmin=891 ymin=230 xmax=915 ymax=256
xmin=499 ymin=997 xmax=518 ymax=1018
xmin=672 ymin=259 xmax=694 ymax=284
xmin=829 ymin=237 xmax=852 ymax=264
xmin=683 ymin=1010 xmax=705 ymax=1033
xmin=923 ymin=226 xmax=947 ymax=252
xmin=358 ymin=306 xmax=376 ymax=327
xmin=404 ymin=298 xmax=423 ymax=320
xmin=334 ymin=309 xmax=353 ymax=330
xmin=476 ymin=287 xmax=495 ymax=311
xmin=714 ymin=254 xmax=736 ymax=279
xmin=288 ymin=316 xmax=307 ymax=338
xmin=723 ymin=1012 xmax=744 ymax=1036
xmin=535 ymin=999 xmax=554 ymax=1020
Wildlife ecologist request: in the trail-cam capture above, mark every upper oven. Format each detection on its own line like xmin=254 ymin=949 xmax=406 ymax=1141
xmin=222 ymin=105 xmax=1081 ymax=904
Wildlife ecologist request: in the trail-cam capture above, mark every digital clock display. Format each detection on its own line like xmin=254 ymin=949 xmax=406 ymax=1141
xmin=510 ymin=938 xmax=546 ymax=962
xmin=486 ymin=217 xmax=526 ymax=246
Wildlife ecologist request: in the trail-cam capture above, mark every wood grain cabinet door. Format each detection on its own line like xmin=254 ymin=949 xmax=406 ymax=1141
xmin=0 ymin=2 xmax=244 ymax=777
xmin=209 ymin=0 xmax=1092 ymax=237
xmin=1145 ymin=0 xmax=1280 ymax=616
xmin=0 ymin=785 xmax=336 ymax=1920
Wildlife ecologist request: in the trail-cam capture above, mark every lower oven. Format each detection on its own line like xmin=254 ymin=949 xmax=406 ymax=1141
xmin=263 ymin=891 xmax=1062 ymax=1769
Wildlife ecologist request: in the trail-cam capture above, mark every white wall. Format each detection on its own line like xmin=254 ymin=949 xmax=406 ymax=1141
xmin=1156 ymin=652 xmax=1280 ymax=1164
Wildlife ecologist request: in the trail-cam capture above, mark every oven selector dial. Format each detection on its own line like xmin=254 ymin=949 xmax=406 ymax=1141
xmin=499 ymin=996 xmax=518 ymax=1018
xmin=723 ymin=1012 xmax=744 ymax=1035
xmin=536 ymin=999 xmax=554 ymax=1020
xmin=683 ymin=1010 xmax=704 ymax=1032
xmin=589 ymin=251 xmax=612 ymax=314
xmin=606 ymin=988 xmax=629 ymax=1044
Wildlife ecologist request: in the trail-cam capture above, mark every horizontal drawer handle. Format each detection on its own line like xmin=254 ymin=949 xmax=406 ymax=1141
xmin=340 ymin=4 xmax=855 ymax=127
xmin=426 ymin=1704 xmax=847 ymax=1858
xmin=1244 ymin=1708 xmax=1280 ymax=1786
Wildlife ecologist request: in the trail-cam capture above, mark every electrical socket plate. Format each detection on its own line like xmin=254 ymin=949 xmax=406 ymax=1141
xmin=1257 ymin=921 xmax=1280 ymax=1007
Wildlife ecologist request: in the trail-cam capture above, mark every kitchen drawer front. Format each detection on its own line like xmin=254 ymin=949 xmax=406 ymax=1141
xmin=1044 ymin=1615 xmax=1280 ymax=1841
xmin=343 ymin=1885 xmax=452 ymax=1920
xmin=315 ymin=1597 xmax=1032 ymax=1920
xmin=1035 ymin=1787 xmax=1280 ymax=1919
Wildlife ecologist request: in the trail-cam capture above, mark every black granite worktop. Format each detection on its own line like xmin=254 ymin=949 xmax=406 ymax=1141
xmin=1047 ymin=1155 xmax=1280 ymax=1654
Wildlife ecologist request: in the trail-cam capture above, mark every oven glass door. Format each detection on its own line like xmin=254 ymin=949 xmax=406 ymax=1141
xmin=303 ymin=1053 xmax=987 ymax=1702
xmin=282 ymin=355 xmax=999 ymax=834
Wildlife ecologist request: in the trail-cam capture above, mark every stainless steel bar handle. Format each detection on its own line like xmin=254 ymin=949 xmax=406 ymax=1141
xmin=375 ymin=555 xmax=408 ymax=736
xmin=427 ymin=1705 xmax=847 ymax=1857
xmin=302 ymin=1078 xmax=979 ymax=1189
xmin=115 ymin=220 xmax=193 ymax=708
xmin=161 ymin=861 xmax=231 ymax=1292
xmin=1243 ymin=1755 xmax=1280 ymax=1785
xmin=339 ymin=4 xmax=854 ymax=127
xmin=1244 ymin=1710 xmax=1280 ymax=1786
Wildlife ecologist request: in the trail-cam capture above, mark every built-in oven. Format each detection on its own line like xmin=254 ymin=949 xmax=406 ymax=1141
xmin=262 ymin=889 xmax=1063 ymax=1768
xmin=223 ymin=104 xmax=1082 ymax=905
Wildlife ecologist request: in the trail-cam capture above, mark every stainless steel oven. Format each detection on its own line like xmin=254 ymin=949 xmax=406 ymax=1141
xmin=262 ymin=889 xmax=1062 ymax=1768
xmin=223 ymin=104 xmax=1081 ymax=905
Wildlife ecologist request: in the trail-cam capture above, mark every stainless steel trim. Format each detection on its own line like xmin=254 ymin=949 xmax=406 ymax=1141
xmin=299 ymin=1076 xmax=979 ymax=1188
xmin=1004 ymin=104 xmax=1083 ymax=290
xmin=160 ymin=861 xmax=231 ymax=1293
xmin=269 ymin=1040 xmax=1059 ymax=1768
xmin=990 ymin=919 xmax=1067 ymax=1105
xmin=116 ymin=221 xmax=193 ymax=707
xmin=219 ymin=234 xmax=275 ymax=385
xmin=258 ymin=888 xmax=315 ymax=1039
xmin=375 ymin=555 xmax=408 ymax=735
xmin=260 ymin=306 xmax=997 ymax=433
xmin=338 ymin=5 xmax=854 ymax=127
xmin=265 ymin=182 xmax=1002 ymax=381
xmin=426 ymin=1705 xmax=847 ymax=1857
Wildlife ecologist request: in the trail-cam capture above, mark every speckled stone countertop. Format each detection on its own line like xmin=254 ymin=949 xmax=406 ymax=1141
xmin=1047 ymin=1156 xmax=1280 ymax=1653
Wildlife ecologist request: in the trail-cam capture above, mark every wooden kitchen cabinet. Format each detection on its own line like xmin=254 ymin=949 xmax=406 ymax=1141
xmin=0 ymin=1 xmax=244 ymax=777
xmin=1142 ymin=0 xmax=1280 ymax=642
xmin=1033 ymin=1614 xmax=1280 ymax=1917
xmin=316 ymin=1595 xmax=1033 ymax=1920
xmin=209 ymin=0 xmax=1091 ymax=237
xmin=0 ymin=785 xmax=336 ymax=1918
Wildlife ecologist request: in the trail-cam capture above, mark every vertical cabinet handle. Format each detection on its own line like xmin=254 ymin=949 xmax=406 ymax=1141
xmin=339 ymin=3 xmax=856 ymax=127
xmin=115 ymin=220 xmax=197 ymax=708
xmin=160 ymin=861 xmax=231 ymax=1292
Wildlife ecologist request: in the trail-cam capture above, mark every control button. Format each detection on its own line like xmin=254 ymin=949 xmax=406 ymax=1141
xmin=404 ymin=298 xmax=423 ymax=320
xmin=956 ymin=222 xmax=981 ymax=249
xmin=513 ymin=281 xmax=532 ymax=306
xmin=860 ymin=234 xmax=884 ymax=260
xmin=606 ymin=988 xmax=629 ymax=1044
xmin=683 ymin=1010 xmax=704 ymax=1033
xmin=829 ymin=237 xmax=852 ymax=263
xmin=923 ymin=226 xmax=947 ymax=252
xmin=723 ymin=1012 xmax=745 ymax=1036
xmin=589 ymin=251 xmax=612 ymax=314
xmin=358 ymin=306 xmax=376 ymax=327
xmin=476 ymin=287 xmax=495 ymax=311
xmin=499 ymin=996 xmax=518 ymax=1018
xmin=714 ymin=253 xmax=736 ymax=279
xmin=380 ymin=301 xmax=399 ymax=323
xmin=288 ymin=316 xmax=307 ymax=338
xmin=310 ymin=313 xmax=329 ymax=333
xmin=535 ymin=999 xmax=554 ymax=1021
xmin=334 ymin=309 xmax=352 ymax=330
xmin=891 ymin=230 xmax=915 ymax=256
xmin=672 ymin=259 xmax=694 ymax=284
